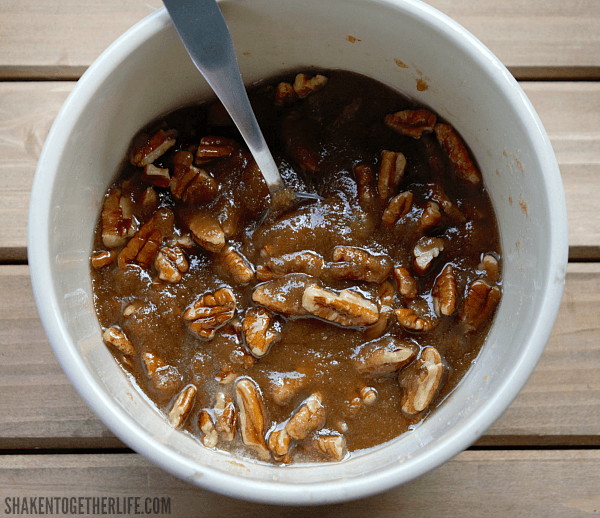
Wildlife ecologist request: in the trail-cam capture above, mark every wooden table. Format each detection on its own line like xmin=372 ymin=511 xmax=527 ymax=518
xmin=1 ymin=0 xmax=599 ymax=515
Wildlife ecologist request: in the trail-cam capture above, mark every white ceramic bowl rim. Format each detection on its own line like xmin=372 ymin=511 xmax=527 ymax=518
xmin=28 ymin=0 xmax=568 ymax=505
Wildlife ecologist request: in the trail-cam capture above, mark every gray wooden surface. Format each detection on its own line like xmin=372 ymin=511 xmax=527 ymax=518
xmin=1 ymin=0 xmax=599 ymax=515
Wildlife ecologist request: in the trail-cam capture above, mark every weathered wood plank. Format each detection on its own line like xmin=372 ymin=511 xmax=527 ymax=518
xmin=483 ymin=263 xmax=600 ymax=445
xmin=0 ymin=451 xmax=599 ymax=516
xmin=431 ymin=0 xmax=600 ymax=71
xmin=520 ymin=82 xmax=600 ymax=260
xmin=0 ymin=265 xmax=120 ymax=448
xmin=0 ymin=82 xmax=74 ymax=261
xmin=0 ymin=1 xmax=162 ymax=76
xmin=1 ymin=0 xmax=600 ymax=77
xmin=0 ymin=81 xmax=598 ymax=259
xmin=0 ymin=263 xmax=598 ymax=448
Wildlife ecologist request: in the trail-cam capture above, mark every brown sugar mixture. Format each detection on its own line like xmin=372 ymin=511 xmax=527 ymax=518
xmin=91 ymin=70 xmax=502 ymax=464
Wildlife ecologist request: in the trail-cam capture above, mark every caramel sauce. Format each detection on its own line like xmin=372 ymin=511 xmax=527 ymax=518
xmin=91 ymin=70 xmax=501 ymax=462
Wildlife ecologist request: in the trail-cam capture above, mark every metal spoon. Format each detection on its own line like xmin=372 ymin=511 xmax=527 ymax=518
xmin=163 ymin=0 xmax=291 ymax=198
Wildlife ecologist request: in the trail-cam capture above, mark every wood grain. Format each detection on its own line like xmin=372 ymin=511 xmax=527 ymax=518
xmin=483 ymin=263 xmax=600 ymax=445
xmin=521 ymin=83 xmax=600 ymax=260
xmin=1 ymin=0 xmax=598 ymax=512
xmin=1 ymin=263 xmax=598 ymax=449
xmin=0 ymin=265 xmax=118 ymax=448
xmin=0 ymin=82 xmax=74 ymax=261
xmin=0 ymin=451 xmax=599 ymax=516
xmin=1 ymin=81 xmax=599 ymax=260
xmin=0 ymin=1 xmax=162 ymax=76
xmin=1 ymin=0 xmax=600 ymax=78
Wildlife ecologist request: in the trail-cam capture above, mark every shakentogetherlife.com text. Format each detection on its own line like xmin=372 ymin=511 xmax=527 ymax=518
xmin=3 ymin=496 xmax=172 ymax=516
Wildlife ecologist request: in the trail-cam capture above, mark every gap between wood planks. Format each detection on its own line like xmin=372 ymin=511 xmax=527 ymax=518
xmin=1 ymin=440 xmax=600 ymax=455
xmin=1 ymin=450 xmax=599 ymax=517
xmin=3 ymin=79 xmax=600 ymax=261
xmin=2 ymin=65 xmax=600 ymax=82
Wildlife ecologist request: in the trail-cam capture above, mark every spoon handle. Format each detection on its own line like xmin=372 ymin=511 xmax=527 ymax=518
xmin=163 ymin=0 xmax=285 ymax=194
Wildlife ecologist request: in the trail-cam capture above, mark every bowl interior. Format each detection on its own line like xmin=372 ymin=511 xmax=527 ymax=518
xmin=29 ymin=0 xmax=568 ymax=504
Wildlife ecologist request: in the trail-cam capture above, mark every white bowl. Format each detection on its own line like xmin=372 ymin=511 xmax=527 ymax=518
xmin=28 ymin=0 xmax=568 ymax=505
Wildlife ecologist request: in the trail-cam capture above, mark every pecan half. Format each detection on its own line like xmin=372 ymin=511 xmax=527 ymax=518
xmin=268 ymin=392 xmax=325 ymax=463
xmin=302 ymin=433 xmax=347 ymax=462
xmin=270 ymin=371 xmax=308 ymax=406
xmin=214 ymin=366 xmax=240 ymax=385
xmin=142 ymin=164 xmax=170 ymax=188
xmin=293 ymin=73 xmax=328 ymax=98
xmin=382 ymin=191 xmax=413 ymax=226
xmin=199 ymin=411 xmax=219 ymax=448
xmin=252 ymin=274 xmax=315 ymax=316
xmin=286 ymin=392 xmax=326 ymax=441
xmin=169 ymin=384 xmax=197 ymax=428
xmin=141 ymin=351 xmax=182 ymax=395
xmin=274 ymin=82 xmax=296 ymax=106
xmin=241 ymin=159 xmax=271 ymax=217
xmin=330 ymin=246 xmax=393 ymax=284
xmin=353 ymin=336 xmax=416 ymax=376
xmin=242 ymin=307 xmax=280 ymax=358
xmin=395 ymin=307 xmax=436 ymax=332
xmin=187 ymin=212 xmax=225 ymax=253
xmin=195 ymin=136 xmax=238 ymax=165
xmin=434 ymin=123 xmax=481 ymax=185
xmin=432 ymin=264 xmax=457 ymax=316
xmin=420 ymin=201 xmax=442 ymax=231
xmin=101 ymin=188 xmax=137 ymax=248
xmin=399 ymin=347 xmax=444 ymax=415
xmin=429 ymin=182 xmax=466 ymax=223
xmin=165 ymin=233 xmax=195 ymax=251
xmin=155 ymin=246 xmax=188 ymax=283
xmin=282 ymin=114 xmax=324 ymax=173
xmin=102 ymin=326 xmax=135 ymax=357
xmin=215 ymin=245 xmax=254 ymax=285
xmin=198 ymin=392 xmax=237 ymax=446
xmin=256 ymin=251 xmax=324 ymax=281
xmin=384 ymin=109 xmax=437 ymax=139
xmin=184 ymin=288 xmax=236 ymax=340
xmin=214 ymin=392 xmax=237 ymax=442
xmin=354 ymin=162 xmax=377 ymax=207
xmin=413 ymin=236 xmax=445 ymax=275
xmin=123 ymin=300 xmax=143 ymax=318
xmin=302 ymin=286 xmax=379 ymax=327
xmin=213 ymin=196 xmax=244 ymax=237
xmin=268 ymin=428 xmax=293 ymax=463
xmin=235 ymin=378 xmax=270 ymax=461
xmin=130 ymin=128 xmax=177 ymax=167
xmin=91 ymin=250 xmax=116 ymax=269
xmin=364 ymin=281 xmax=395 ymax=340
xmin=393 ymin=267 xmax=418 ymax=299
xmin=140 ymin=186 xmax=159 ymax=216
xmin=118 ymin=208 xmax=174 ymax=269
xmin=170 ymin=150 xmax=218 ymax=205
xmin=460 ymin=279 xmax=501 ymax=332
xmin=478 ymin=254 xmax=500 ymax=283
xmin=378 ymin=150 xmax=406 ymax=199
